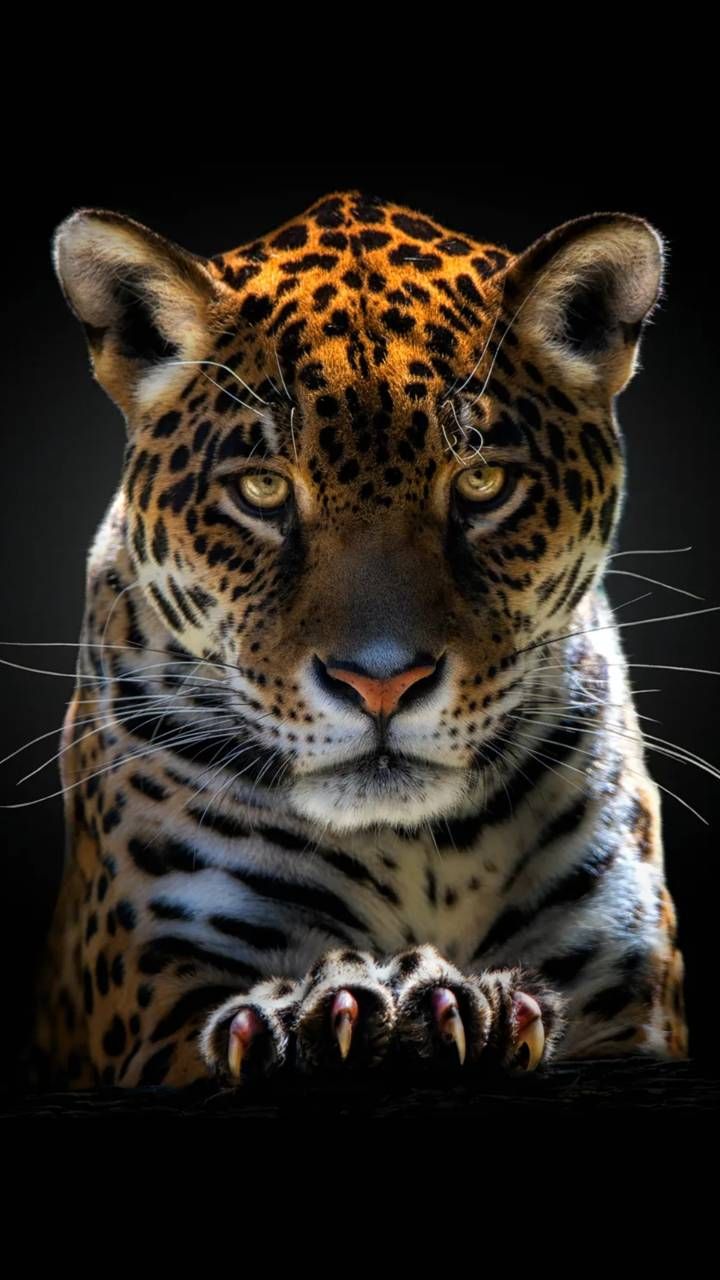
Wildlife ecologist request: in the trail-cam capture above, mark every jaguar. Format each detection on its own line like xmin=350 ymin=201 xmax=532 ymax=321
xmin=32 ymin=190 xmax=687 ymax=1088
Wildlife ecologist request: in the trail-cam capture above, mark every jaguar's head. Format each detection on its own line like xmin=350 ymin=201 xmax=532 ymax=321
xmin=54 ymin=192 xmax=663 ymax=831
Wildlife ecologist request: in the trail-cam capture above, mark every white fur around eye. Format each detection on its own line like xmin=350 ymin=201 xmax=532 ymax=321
xmin=218 ymin=490 xmax=285 ymax=546
xmin=463 ymin=475 xmax=529 ymax=537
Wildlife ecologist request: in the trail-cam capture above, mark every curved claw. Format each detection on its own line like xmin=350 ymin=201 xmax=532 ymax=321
xmin=431 ymin=987 xmax=467 ymax=1065
xmin=228 ymin=1007 xmax=263 ymax=1079
xmin=512 ymin=993 xmax=545 ymax=1072
xmin=332 ymin=990 xmax=359 ymax=1061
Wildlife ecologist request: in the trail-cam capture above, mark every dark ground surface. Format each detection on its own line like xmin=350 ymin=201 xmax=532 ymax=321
xmin=3 ymin=1059 xmax=719 ymax=1120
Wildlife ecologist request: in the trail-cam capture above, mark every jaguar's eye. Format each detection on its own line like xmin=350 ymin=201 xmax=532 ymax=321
xmin=455 ymin=465 xmax=508 ymax=506
xmin=235 ymin=472 xmax=290 ymax=512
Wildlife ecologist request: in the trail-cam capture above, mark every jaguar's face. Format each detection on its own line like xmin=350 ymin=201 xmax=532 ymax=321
xmin=55 ymin=192 xmax=662 ymax=831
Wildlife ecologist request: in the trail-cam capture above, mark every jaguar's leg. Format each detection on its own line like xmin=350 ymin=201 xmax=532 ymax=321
xmin=558 ymin=895 xmax=688 ymax=1062
xmin=201 ymin=944 xmax=565 ymax=1083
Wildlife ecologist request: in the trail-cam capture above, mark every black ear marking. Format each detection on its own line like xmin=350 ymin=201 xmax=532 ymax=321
xmin=82 ymin=322 xmax=109 ymax=349
xmin=112 ymin=275 xmax=179 ymax=364
xmin=620 ymin=319 xmax=643 ymax=346
xmin=561 ymin=273 xmax=615 ymax=356
xmin=561 ymin=270 xmax=652 ymax=358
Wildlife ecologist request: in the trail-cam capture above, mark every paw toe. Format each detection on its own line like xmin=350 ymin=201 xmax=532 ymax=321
xmin=296 ymin=982 xmax=394 ymax=1071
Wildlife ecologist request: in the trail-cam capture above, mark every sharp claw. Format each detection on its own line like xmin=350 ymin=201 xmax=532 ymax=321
xmin=431 ymin=987 xmax=467 ymax=1066
xmin=332 ymin=990 xmax=359 ymax=1061
xmin=512 ymin=993 xmax=545 ymax=1072
xmin=228 ymin=1008 xmax=262 ymax=1079
xmin=515 ymin=1018 xmax=545 ymax=1071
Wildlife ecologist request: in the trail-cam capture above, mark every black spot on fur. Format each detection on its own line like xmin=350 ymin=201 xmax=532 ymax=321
xmin=138 ymin=1043 xmax=176 ymax=1084
xmin=563 ymin=469 xmax=583 ymax=513
xmin=153 ymin=411 xmax=181 ymax=439
xmin=116 ymin=900 xmax=137 ymax=931
xmin=548 ymin=386 xmax=578 ymax=415
xmin=102 ymin=1015 xmax=127 ymax=1057
xmin=272 ymin=224 xmax=308 ymax=251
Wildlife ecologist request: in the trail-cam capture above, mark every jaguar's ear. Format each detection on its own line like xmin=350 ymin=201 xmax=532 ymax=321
xmin=505 ymin=213 xmax=664 ymax=396
xmin=54 ymin=210 xmax=220 ymax=416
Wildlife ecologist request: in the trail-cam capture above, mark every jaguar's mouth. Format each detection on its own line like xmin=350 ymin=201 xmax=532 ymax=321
xmin=288 ymin=749 xmax=470 ymax=831
xmin=299 ymin=747 xmax=464 ymax=785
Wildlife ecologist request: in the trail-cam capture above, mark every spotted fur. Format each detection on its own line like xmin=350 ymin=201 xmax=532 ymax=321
xmin=33 ymin=191 xmax=687 ymax=1088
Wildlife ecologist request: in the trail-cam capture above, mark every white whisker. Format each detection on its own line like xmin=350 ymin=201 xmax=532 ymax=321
xmin=274 ymin=345 xmax=294 ymax=405
xmin=609 ymin=546 xmax=692 ymax=559
xmin=607 ymin=568 xmax=703 ymax=602
xmin=167 ymin=359 xmax=269 ymax=407
xmin=514 ymin=603 xmax=720 ymax=661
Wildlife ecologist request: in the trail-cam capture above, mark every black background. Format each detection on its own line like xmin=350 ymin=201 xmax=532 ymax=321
xmin=2 ymin=163 xmax=717 ymax=1072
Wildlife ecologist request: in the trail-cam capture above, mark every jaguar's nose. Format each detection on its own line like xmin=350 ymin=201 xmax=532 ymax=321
xmin=313 ymin=651 xmax=444 ymax=719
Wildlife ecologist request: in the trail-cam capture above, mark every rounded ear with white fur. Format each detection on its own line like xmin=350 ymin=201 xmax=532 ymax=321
xmin=504 ymin=213 xmax=665 ymax=397
xmin=53 ymin=210 xmax=219 ymax=416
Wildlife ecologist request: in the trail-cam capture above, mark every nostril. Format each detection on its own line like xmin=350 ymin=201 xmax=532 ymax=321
xmin=312 ymin=652 xmax=445 ymax=718
xmin=393 ymin=653 xmax=445 ymax=713
xmin=312 ymin=654 xmax=368 ymax=711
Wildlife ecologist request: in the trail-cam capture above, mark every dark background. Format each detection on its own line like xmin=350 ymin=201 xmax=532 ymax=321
xmin=2 ymin=163 xmax=717 ymax=1073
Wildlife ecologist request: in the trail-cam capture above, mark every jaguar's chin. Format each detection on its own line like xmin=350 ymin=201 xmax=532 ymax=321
xmin=288 ymin=751 xmax=470 ymax=832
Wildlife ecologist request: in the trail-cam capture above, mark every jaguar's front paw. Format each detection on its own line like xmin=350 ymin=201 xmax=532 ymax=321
xmin=294 ymin=949 xmax=396 ymax=1070
xmin=200 ymin=948 xmax=565 ymax=1085
xmin=199 ymin=978 xmax=297 ymax=1082
xmin=472 ymin=969 xmax=566 ymax=1072
xmin=385 ymin=946 xmax=564 ymax=1073
xmin=199 ymin=951 xmax=396 ymax=1083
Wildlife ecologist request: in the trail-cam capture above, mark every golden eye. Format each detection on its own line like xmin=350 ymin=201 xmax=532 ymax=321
xmin=455 ymin=465 xmax=508 ymax=505
xmin=236 ymin=472 xmax=290 ymax=511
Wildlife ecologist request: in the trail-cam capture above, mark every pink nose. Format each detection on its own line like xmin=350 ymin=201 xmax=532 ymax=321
xmin=324 ymin=662 xmax=437 ymax=718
